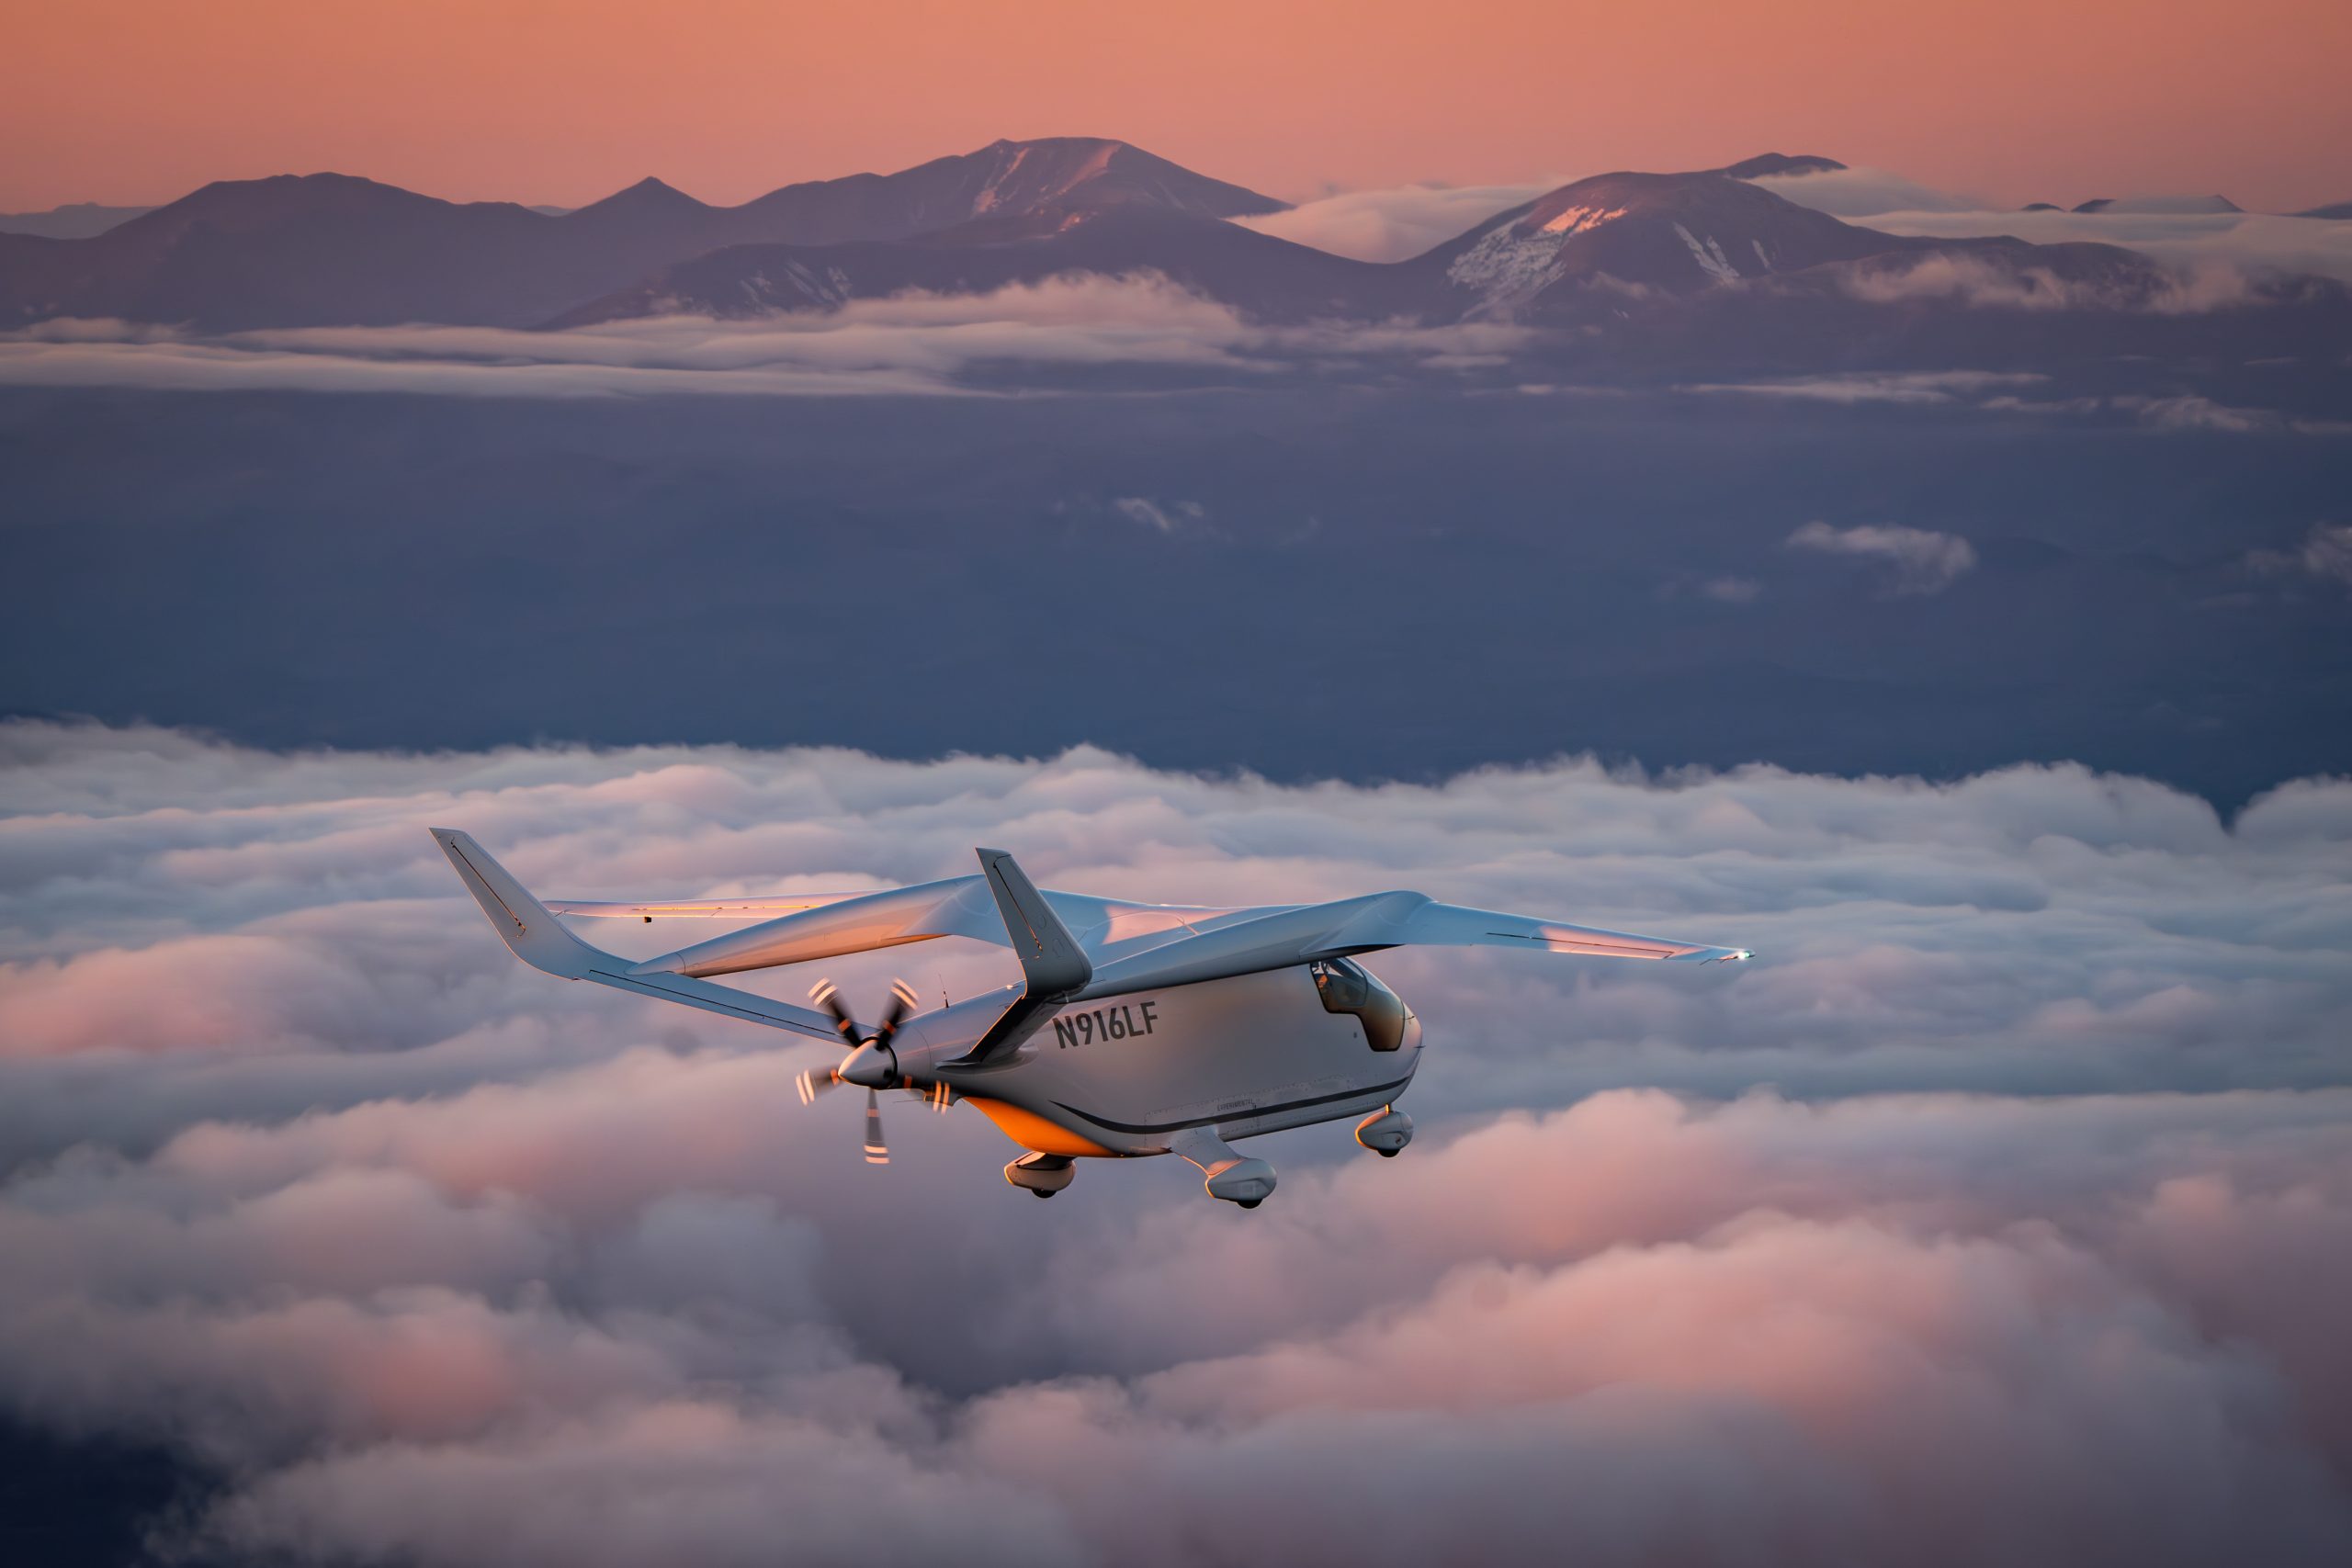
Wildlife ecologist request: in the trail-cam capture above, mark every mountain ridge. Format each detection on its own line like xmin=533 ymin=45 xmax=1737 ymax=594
xmin=0 ymin=139 xmax=1288 ymax=331
xmin=3 ymin=142 xmax=2343 ymax=369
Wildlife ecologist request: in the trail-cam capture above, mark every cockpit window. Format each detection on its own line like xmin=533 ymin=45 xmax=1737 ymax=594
xmin=1311 ymin=957 xmax=1410 ymax=1052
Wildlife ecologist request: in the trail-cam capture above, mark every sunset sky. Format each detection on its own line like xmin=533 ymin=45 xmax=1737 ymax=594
xmin=8 ymin=0 xmax=2350 ymax=214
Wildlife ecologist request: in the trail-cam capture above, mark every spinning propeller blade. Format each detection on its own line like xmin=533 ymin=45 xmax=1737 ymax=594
xmin=802 ymin=977 xmax=927 ymax=1165
xmin=795 ymin=1064 xmax=847 ymax=1104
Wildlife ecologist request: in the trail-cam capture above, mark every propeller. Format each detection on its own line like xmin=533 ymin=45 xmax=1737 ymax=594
xmin=795 ymin=978 xmax=941 ymax=1167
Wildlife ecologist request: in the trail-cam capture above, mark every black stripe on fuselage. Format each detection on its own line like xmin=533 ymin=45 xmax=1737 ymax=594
xmin=1053 ymin=1074 xmax=1415 ymax=1136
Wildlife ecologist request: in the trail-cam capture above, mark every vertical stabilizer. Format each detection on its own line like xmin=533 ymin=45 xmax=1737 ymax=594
xmin=947 ymin=849 xmax=1094 ymax=1067
xmin=975 ymin=847 xmax=1092 ymax=997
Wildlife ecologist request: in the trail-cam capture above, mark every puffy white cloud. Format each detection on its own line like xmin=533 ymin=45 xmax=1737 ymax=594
xmin=1826 ymin=207 xmax=2352 ymax=287
xmin=1236 ymin=182 xmax=1559 ymax=261
xmin=1784 ymin=521 xmax=1978 ymax=595
xmin=1684 ymin=370 xmax=2048 ymax=405
xmin=1700 ymin=575 xmax=1761 ymax=603
xmin=4 ymin=723 xmax=2352 ymax=1563
xmin=2116 ymin=396 xmax=2352 ymax=439
xmin=1746 ymin=165 xmax=1987 ymax=217
xmin=1109 ymin=497 xmax=1205 ymax=533
xmin=2248 ymin=523 xmax=2352 ymax=588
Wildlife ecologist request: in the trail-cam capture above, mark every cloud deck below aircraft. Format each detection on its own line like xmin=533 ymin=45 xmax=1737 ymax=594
xmin=2 ymin=722 xmax=2350 ymax=1563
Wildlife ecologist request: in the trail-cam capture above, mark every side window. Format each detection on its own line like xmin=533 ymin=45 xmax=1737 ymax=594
xmin=1312 ymin=958 xmax=1408 ymax=1052
xmin=1312 ymin=957 xmax=1370 ymax=1013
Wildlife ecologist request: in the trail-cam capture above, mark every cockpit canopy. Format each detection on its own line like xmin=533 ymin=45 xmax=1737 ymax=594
xmin=1310 ymin=957 xmax=1415 ymax=1052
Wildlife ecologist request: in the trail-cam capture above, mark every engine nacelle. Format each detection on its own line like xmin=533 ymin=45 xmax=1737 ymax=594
xmin=1354 ymin=1106 xmax=1413 ymax=1157
xmin=1004 ymin=1152 xmax=1075 ymax=1199
xmin=1204 ymin=1156 xmax=1277 ymax=1209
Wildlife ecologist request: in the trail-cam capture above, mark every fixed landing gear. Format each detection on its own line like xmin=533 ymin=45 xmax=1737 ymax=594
xmin=1170 ymin=1126 xmax=1278 ymax=1209
xmin=1004 ymin=1152 xmax=1074 ymax=1198
xmin=1354 ymin=1106 xmax=1413 ymax=1157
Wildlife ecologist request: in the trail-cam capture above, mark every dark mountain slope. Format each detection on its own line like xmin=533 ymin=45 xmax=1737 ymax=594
xmin=0 ymin=141 xmax=1287 ymax=330
xmin=548 ymin=205 xmax=1417 ymax=327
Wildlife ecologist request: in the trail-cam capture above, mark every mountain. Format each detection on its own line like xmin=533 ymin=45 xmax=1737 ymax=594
xmin=5 ymin=141 xmax=2340 ymax=372
xmin=1403 ymin=170 xmax=1928 ymax=316
xmin=731 ymin=137 xmax=1285 ymax=243
xmin=2294 ymin=200 xmax=2352 ymax=220
xmin=560 ymin=164 xmax=2238 ymax=367
xmin=0 ymin=202 xmax=154 ymax=239
xmin=548 ymin=204 xmax=1414 ymax=327
xmin=0 ymin=139 xmax=1286 ymax=331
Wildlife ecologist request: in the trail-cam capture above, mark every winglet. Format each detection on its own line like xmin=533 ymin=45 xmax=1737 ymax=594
xmin=428 ymin=828 xmax=605 ymax=979
xmin=975 ymin=848 xmax=1091 ymax=998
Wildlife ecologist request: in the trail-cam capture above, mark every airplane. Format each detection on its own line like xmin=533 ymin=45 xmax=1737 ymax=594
xmin=431 ymin=830 xmax=1749 ymax=1208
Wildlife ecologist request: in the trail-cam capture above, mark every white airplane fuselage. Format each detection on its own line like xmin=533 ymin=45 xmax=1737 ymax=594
xmin=429 ymin=828 xmax=1743 ymax=1206
xmin=892 ymin=963 xmax=1421 ymax=1159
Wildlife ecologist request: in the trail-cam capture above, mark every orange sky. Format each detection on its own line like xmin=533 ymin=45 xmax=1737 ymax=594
xmin=6 ymin=0 xmax=2349 ymax=214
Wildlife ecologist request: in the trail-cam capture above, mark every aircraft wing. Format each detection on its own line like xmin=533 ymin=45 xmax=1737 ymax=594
xmin=431 ymin=829 xmax=843 ymax=1043
xmin=1351 ymin=899 xmax=1752 ymax=963
xmin=1079 ymin=890 xmax=1748 ymax=995
xmin=618 ymin=875 xmax=1287 ymax=979
xmin=546 ymin=894 xmax=865 ymax=919
xmin=441 ymin=831 xmax=1744 ymax=1021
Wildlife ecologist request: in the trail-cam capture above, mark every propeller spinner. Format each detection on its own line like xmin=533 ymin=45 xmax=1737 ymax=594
xmin=795 ymin=978 xmax=934 ymax=1166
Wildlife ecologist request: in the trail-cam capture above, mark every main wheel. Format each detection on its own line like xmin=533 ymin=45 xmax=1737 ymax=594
xmin=1031 ymin=1188 xmax=1055 ymax=1200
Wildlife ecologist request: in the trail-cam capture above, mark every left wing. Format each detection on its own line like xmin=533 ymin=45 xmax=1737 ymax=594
xmin=547 ymin=895 xmax=865 ymax=919
xmin=431 ymin=829 xmax=843 ymax=1043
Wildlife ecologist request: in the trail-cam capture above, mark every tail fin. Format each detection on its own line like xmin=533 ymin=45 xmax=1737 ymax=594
xmin=944 ymin=850 xmax=1092 ymax=1069
xmin=975 ymin=847 xmax=1091 ymax=998
xmin=429 ymin=828 xmax=605 ymax=979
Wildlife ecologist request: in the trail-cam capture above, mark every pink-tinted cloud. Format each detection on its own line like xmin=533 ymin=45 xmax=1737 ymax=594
xmin=4 ymin=723 xmax=2352 ymax=1562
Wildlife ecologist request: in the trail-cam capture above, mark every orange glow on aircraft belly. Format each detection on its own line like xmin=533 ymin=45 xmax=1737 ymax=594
xmin=966 ymin=1096 xmax=1114 ymax=1158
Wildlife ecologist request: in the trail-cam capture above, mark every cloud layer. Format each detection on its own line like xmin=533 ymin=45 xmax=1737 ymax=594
xmin=0 ymin=278 xmax=1529 ymax=399
xmin=1785 ymin=520 xmax=1980 ymax=594
xmin=1235 ymin=181 xmax=1556 ymax=261
xmin=1755 ymin=169 xmax=2352 ymax=284
xmin=4 ymin=722 xmax=2351 ymax=1564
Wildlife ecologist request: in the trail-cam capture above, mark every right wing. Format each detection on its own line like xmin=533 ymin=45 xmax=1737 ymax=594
xmin=1083 ymin=890 xmax=1749 ymax=995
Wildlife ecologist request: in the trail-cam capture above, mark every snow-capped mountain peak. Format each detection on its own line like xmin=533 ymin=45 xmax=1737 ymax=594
xmin=1424 ymin=169 xmax=1910 ymax=314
